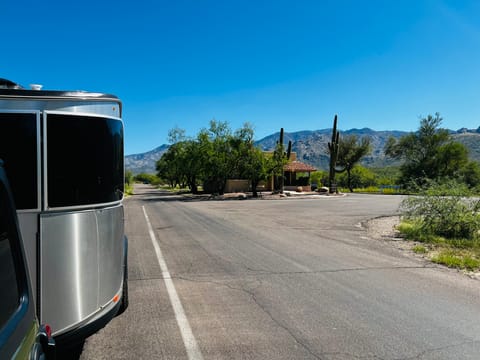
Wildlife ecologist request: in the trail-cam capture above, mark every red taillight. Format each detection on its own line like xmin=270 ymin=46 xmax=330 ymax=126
xmin=45 ymin=324 xmax=52 ymax=338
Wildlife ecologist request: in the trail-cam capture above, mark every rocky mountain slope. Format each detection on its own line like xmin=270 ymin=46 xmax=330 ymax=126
xmin=126 ymin=128 xmax=480 ymax=174
xmin=125 ymin=144 xmax=169 ymax=174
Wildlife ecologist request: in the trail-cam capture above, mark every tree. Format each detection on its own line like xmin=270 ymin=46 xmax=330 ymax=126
xmin=156 ymin=126 xmax=206 ymax=193
xmin=228 ymin=123 xmax=255 ymax=179
xmin=124 ymin=170 xmax=134 ymax=186
xmin=167 ymin=126 xmax=187 ymax=144
xmin=336 ymin=135 xmax=372 ymax=192
xmin=385 ymin=113 xmax=471 ymax=188
xmin=156 ymin=143 xmax=185 ymax=188
xmin=337 ymin=166 xmax=376 ymax=189
xmin=156 ymin=128 xmax=191 ymax=188
xmin=226 ymin=123 xmax=267 ymax=197
xmin=199 ymin=120 xmax=233 ymax=194
xmin=134 ymin=173 xmax=159 ymax=184
xmin=459 ymin=161 xmax=480 ymax=190
xmin=310 ymin=170 xmax=328 ymax=188
xmin=159 ymin=121 xmax=272 ymax=196
xmin=180 ymin=140 xmax=203 ymax=193
xmin=242 ymin=145 xmax=270 ymax=197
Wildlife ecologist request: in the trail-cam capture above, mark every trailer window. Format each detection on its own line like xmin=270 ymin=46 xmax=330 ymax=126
xmin=47 ymin=114 xmax=124 ymax=207
xmin=0 ymin=113 xmax=38 ymax=210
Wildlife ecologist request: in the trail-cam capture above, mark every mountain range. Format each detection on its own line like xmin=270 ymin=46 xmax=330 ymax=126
xmin=125 ymin=127 xmax=480 ymax=174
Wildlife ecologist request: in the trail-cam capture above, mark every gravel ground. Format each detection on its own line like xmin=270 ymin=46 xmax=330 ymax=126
xmin=366 ymin=215 xmax=402 ymax=240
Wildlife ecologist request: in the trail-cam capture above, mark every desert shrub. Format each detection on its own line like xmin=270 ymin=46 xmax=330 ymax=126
xmin=400 ymin=180 xmax=480 ymax=240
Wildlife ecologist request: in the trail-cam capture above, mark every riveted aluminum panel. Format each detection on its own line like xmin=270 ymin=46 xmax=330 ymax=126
xmin=97 ymin=205 xmax=124 ymax=307
xmin=40 ymin=211 xmax=99 ymax=333
xmin=39 ymin=205 xmax=124 ymax=335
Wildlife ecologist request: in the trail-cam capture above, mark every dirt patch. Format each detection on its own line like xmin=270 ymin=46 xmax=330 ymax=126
xmin=366 ymin=216 xmax=402 ymax=240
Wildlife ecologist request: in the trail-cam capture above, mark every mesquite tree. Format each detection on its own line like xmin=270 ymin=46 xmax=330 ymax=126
xmin=336 ymin=135 xmax=372 ymax=192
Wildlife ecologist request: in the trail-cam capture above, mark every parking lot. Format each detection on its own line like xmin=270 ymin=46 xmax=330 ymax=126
xmin=80 ymin=185 xmax=480 ymax=359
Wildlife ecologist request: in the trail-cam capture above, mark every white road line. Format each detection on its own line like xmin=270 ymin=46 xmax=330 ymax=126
xmin=142 ymin=206 xmax=204 ymax=360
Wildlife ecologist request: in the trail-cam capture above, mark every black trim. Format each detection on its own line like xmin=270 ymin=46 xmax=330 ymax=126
xmin=0 ymin=88 xmax=119 ymax=100
xmin=116 ymin=235 xmax=129 ymax=316
xmin=0 ymin=78 xmax=23 ymax=89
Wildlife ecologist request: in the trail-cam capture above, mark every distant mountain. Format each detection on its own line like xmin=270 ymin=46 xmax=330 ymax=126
xmin=255 ymin=128 xmax=411 ymax=170
xmin=452 ymin=132 xmax=480 ymax=162
xmin=125 ymin=145 xmax=169 ymax=174
xmin=125 ymin=128 xmax=480 ymax=174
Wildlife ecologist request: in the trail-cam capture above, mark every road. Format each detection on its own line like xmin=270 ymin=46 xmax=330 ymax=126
xmin=80 ymin=185 xmax=480 ymax=359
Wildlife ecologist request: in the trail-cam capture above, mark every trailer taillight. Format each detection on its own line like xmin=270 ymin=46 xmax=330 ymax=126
xmin=45 ymin=324 xmax=52 ymax=338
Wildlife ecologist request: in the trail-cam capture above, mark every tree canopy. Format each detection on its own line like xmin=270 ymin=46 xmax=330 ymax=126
xmin=156 ymin=120 xmax=271 ymax=196
xmin=336 ymin=135 xmax=372 ymax=192
xmin=385 ymin=113 xmax=479 ymax=189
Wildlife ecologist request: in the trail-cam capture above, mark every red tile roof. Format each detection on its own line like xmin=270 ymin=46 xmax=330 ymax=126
xmin=283 ymin=160 xmax=316 ymax=172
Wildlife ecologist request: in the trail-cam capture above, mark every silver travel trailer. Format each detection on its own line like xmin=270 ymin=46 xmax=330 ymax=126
xmin=0 ymin=78 xmax=128 ymax=346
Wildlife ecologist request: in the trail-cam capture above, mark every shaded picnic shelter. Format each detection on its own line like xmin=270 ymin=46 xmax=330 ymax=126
xmin=283 ymin=160 xmax=317 ymax=191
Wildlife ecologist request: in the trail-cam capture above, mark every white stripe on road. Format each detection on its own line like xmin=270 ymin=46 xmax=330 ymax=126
xmin=142 ymin=206 xmax=204 ymax=360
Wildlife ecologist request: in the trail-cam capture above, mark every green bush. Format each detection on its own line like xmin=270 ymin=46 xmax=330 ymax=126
xmin=431 ymin=250 xmax=480 ymax=271
xmin=337 ymin=166 xmax=376 ymax=189
xmin=412 ymin=245 xmax=427 ymax=254
xmin=400 ymin=180 xmax=480 ymax=240
xmin=346 ymin=186 xmax=401 ymax=194
xmin=371 ymin=166 xmax=401 ymax=186
xmin=124 ymin=182 xmax=133 ymax=196
xmin=397 ymin=220 xmax=438 ymax=243
xmin=310 ymin=171 xmax=328 ymax=187
xmin=134 ymin=173 xmax=161 ymax=185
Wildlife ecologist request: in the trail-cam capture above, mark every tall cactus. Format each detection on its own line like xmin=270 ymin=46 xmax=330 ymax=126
xmin=274 ymin=128 xmax=292 ymax=193
xmin=286 ymin=139 xmax=292 ymax=160
xmin=328 ymin=115 xmax=340 ymax=194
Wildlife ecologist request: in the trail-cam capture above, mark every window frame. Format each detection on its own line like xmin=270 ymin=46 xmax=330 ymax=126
xmin=43 ymin=111 xmax=124 ymax=211
xmin=0 ymin=111 xmax=41 ymax=212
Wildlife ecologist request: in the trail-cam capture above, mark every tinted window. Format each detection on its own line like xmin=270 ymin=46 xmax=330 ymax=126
xmin=0 ymin=182 xmax=21 ymax=328
xmin=47 ymin=114 xmax=124 ymax=207
xmin=0 ymin=113 xmax=38 ymax=209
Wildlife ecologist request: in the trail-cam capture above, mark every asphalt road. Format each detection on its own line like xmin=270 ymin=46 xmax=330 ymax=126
xmin=80 ymin=185 xmax=480 ymax=359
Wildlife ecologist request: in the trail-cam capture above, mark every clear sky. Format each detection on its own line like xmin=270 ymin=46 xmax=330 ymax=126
xmin=2 ymin=0 xmax=480 ymax=155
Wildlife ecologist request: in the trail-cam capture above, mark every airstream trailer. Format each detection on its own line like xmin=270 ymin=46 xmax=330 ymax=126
xmin=0 ymin=78 xmax=128 ymax=346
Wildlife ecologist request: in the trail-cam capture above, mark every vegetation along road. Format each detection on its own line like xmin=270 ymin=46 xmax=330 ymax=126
xmin=80 ymin=184 xmax=480 ymax=359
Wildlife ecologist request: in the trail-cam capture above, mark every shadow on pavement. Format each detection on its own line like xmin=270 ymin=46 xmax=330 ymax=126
xmin=56 ymin=341 xmax=85 ymax=360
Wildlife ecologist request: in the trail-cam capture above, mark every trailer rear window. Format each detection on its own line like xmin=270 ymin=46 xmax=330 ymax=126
xmin=47 ymin=114 xmax=124 ymax=208
xmin=0 ymin=113 xmax=38 ymax=210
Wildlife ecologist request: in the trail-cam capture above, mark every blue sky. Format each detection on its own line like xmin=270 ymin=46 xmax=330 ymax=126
xmin=2 ymin=0 xmax=480 ymax=155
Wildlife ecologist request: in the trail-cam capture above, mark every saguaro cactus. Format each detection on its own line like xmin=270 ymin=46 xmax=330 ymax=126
xmin=328 ymin=115 xmax=340 ymax=194
xmin=274 ymin=128 xmax=292 ymax=193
